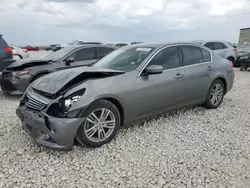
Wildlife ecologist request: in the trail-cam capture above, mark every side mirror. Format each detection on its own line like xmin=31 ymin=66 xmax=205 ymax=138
xmin=65 ymin=57 xmax=74 ymax=65
xmin=144 ymin=65 xmax=163 ymax=74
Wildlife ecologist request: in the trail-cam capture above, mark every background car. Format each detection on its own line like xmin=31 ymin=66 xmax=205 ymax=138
xmin=54 ymin=41 xmax=103 ymax=51
xmin=130 ymin=42 xmax=143 ymax=45
xmin=1 ymin=45 xmax=117 ymax=95
xmin=0 ymin=34 xmax=15 ymax=73
xmin=16 ymin=42 xmax=234 ymax=150
xmin=45 ymin=44 xmax=60 ymax=51
xmin=236 ymin=44 xmax=250 ymax=71
xmin=106 ymin=42 xmax=129 ymax=47
xmin=21 ymin=45 xmax=39 ymax=51
xmin=192 ymin=40 xmax=237 ymax=66
xmin=10 ymin=45 xmax=29 ymax=59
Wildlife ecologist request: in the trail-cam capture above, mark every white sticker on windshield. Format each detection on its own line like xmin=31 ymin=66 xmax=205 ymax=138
xmin=135 ymin=48 xmax=152 ymax=52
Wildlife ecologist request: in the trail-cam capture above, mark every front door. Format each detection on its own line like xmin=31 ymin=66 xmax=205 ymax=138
xmin=134 ymin=46 xmax=186 ymax=118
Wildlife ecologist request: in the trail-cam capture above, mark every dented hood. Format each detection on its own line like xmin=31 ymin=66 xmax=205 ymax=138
xmin=6 ymin=58 xmax=51 ymax=69
xmin=32 ymin=66 xmax=124 ymax=95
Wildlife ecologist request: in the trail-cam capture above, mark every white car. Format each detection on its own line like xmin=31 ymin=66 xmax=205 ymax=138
xmin=10 ymin=45 xmax=29 ymax=59
xmin=106 ymin=42 xmax=129 ymax=47
xmin=192 ymin=40 xmax=237 ymax=65
xmin=55 ymin=40 xmax=103 ymax=51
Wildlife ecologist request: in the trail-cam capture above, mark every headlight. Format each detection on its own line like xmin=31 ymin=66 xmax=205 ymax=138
xmin=240 ymin=56 xmax=249 ymax=59
xmin=13 ymin=69 xmax=31 ymax=76
xmin=64 ymin=96 xmax=81 ymax=111
xmin=62 ymin=89 xmax=86 ymax=112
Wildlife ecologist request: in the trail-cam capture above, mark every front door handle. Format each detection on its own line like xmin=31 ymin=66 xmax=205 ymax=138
xmin=175 ymin=73 xmax=184 ymax=79
xmin=207 ymin=66 xmax=212 ymax=71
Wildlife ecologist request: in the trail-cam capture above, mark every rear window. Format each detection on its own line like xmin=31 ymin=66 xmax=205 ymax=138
xmin=200 ymin=48 xmax=211 ymax=62
xmin=213 ymin=42 xmax=225 ymax=50
xmin=0 ymin=36 xmax=8 ymax=48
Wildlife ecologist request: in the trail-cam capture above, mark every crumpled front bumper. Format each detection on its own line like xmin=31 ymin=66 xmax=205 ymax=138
xmin=1 ymin=74 xmax=31 ymax=95
xmin=16 ymin=106 xmax=85 ymax=150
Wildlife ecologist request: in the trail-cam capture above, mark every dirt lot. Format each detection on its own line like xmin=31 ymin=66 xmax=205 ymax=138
xmin=0 ymin=51 xmax=250 ymax=188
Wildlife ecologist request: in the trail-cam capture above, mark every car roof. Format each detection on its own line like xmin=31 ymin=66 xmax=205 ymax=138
xmin=121 ymin=41 xmax=205 ymax=49
xmin=72 ymin=44 xmax=118 ymax=49
xmin=190 ymin=40 xmax=230 ymax=44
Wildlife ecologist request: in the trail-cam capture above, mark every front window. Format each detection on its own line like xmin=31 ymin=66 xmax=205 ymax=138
xmin=93 ymin=47 xmax=155 ymax=72
xmin=45 ymin=46 xmax=74 ymax=60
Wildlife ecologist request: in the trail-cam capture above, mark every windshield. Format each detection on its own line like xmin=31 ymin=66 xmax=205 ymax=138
xmin=45 ymin=46 xmax=74 ymax=60
xmin=68 ymin=40 xmax=78 ymax=45
xmin=238 ymin=44 xmax=250 ymax=51
xmin=93 ymin=46 xmax=155 ymax=72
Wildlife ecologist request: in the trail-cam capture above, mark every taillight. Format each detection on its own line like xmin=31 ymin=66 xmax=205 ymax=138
xmin=5 ymin=47 xmax=13 ymax=54
xmin=233 ymin=48 xmax=237 ymax=55
xmin=230 ymin=61 xmax=234 ymax=69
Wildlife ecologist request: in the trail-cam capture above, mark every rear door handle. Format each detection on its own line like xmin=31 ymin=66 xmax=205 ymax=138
xmin=207 ymin=66 xmax=212 ymax=71
xmin=175 ymin=73 xmax=184 ymax=79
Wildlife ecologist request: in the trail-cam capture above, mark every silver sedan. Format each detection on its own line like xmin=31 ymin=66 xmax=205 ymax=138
xmin=16 ymin=42 xmax=234 ymax=150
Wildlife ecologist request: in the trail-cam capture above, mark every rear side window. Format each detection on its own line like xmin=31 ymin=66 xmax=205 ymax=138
xmin=221 ymin=43 xmax=228 ymax=49
xmin=0 ymin=37 xmax=8 ymax=48
xmin=148 ymin=46 xmax=181 ymax=70
xmin=181 ymin=45 xmax=203 ymax=66
xmin=70 ymin=47 xmax=96 ymax=61
xmin=200 ymin=48 xmax=211 ymax=62
xmin=204 ymin=43 xmax=213 ymax=50
xmin=97 ymin=47 xmax=115 ymax=59
xmin=213 ymin=42 xmax=226 ymax=50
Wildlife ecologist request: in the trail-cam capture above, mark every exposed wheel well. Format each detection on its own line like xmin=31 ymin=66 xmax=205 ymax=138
xmin=103 ymin=98 xmax=125 ymax=126
xmin=216 ymin=77 xmax=227 ymax=92
xmin=227 ymin=56 xmax=234 ymax=63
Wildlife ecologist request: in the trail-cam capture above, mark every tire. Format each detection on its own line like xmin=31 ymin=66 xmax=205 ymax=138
xmin=227 ymin=57 xmax=234 ymax=65
xmin=76 ymin=100 xmax=121 ymax=148
xmin=240 ymin=65 xmax=244 ymax=71
xmin=1 ymin=90 xmax=10 ymax=97
xmin=203 ymin=79 xmax=225 ymax=109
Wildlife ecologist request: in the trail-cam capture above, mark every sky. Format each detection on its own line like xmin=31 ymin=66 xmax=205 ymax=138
xmin=0 ymin=0 xmax=250 ymax=46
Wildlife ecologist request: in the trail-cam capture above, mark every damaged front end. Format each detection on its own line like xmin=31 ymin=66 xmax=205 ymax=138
xmin=16 ymin=67 xmax=124 ymax=150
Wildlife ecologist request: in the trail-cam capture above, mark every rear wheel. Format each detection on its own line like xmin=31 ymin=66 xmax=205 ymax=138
xmin=203 ymin=79 xmax=225 ymax=109
xmin=76 ymin=100 xmax=121 ymax=148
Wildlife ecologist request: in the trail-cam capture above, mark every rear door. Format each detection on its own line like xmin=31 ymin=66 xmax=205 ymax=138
xmin=180 ymin=45 xmax=212 ymax=102
xmin=212 ymin=42 xmax=228 ymax=58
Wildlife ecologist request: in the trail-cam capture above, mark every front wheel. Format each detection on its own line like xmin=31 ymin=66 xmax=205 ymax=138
xmin=203 ymin=79 xmax=225 ymax=109
xmin=76 ymin=100 xmax=121 ymax=148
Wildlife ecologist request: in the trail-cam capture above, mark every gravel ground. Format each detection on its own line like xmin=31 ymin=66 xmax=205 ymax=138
xmin=0 ymin=51 xmax=250 ymax=188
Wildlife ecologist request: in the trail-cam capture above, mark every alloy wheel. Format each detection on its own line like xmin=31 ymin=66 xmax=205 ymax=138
xmin=83 ymin=108 xmax=116 ymax=142
xmin=210 ymin=83 xmax=223 ymax=106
